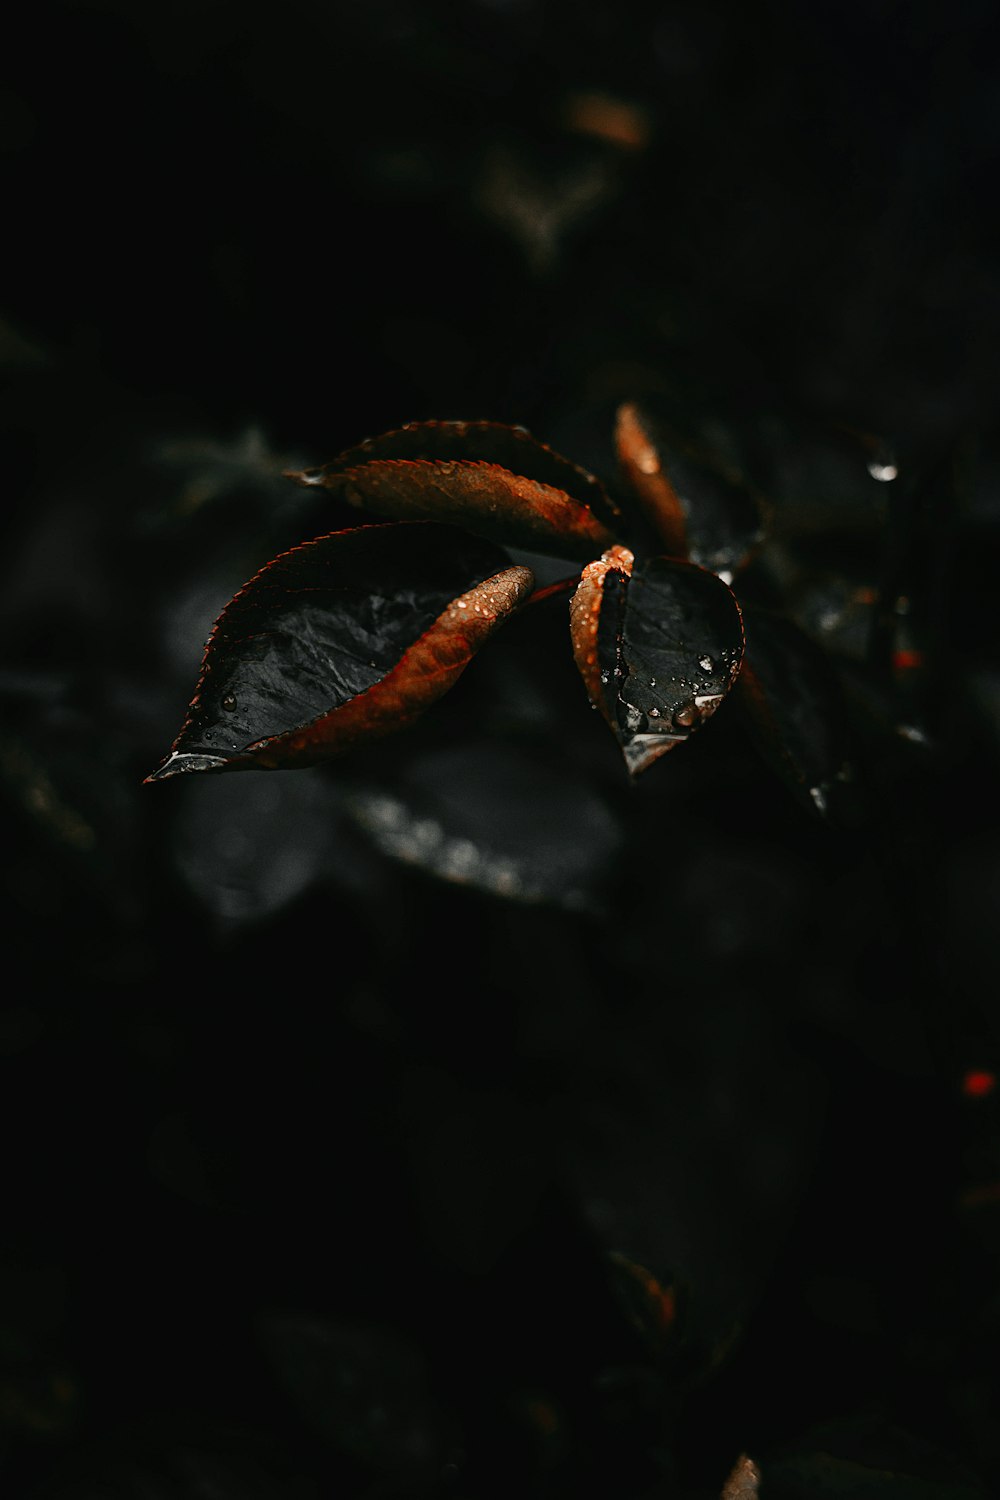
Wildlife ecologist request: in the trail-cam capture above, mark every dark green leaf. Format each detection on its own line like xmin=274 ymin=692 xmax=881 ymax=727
xmin=571 ymin=548 xmax=744 ymax=774
xmin=146 ymin=522 xmax=533 ymax=779
xmin=737 ymin=609 xmax=860 ymax=820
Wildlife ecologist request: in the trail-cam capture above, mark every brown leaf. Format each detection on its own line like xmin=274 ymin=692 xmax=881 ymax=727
xmin=615 ymin=402 xmax=687 ymax=556
xmin=721 ymin=1453 xmax=761 ymax=1500
xmin=287 ymin=419 xmax=621 ymax=556
xmin=616 ymin=401 xmax=765 ymax=576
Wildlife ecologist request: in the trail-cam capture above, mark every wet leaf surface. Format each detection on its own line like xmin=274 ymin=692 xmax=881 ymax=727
xmin=5 ymin=7 xmax=1000 ymax=1498
xmin=147 ymin=523 xmax=532 ymax=778
xmin=346 ymin=737 xmax=623 ymax=912
xmin=615 ymin=401 xmax=765 ymax=575
xmin=291 ymin=418 xmax=622 ymax=531
xmin=287 ymin=422 xmax=620 ymax=558
xmin=737 ymin=609 xmax=860 ymax=820
xmin=758 ymin=416 xmax=898 ymax=537
xmin=571 ymin=548 xmax=744 ymax=773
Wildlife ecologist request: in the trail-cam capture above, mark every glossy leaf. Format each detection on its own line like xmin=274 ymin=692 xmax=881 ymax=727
xmin=346 ymin=738 xmax=623 ymax=911
xmin=737 ymin=609 xmax=858 ymax=820
xmin=569 ymin=544 xmax=634 ymax=730
xmin=286 ymin=419 xmax=620 ymax=558
xmin=615 ymin=401 xmax=765 ymax=576
xmin=147 ymin=522 xmax=533 ymax=779
xmin=291 ymin=419 xmax=622 ymax=525
xmin=571 ymin=547 xmax=744 ymax=774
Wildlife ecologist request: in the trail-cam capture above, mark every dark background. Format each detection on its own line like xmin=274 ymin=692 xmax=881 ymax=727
xmin=3 ymin=2 xmax=1000 ymax=1495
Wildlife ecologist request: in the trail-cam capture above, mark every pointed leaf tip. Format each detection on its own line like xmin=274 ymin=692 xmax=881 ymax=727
xmin=152 ymin=523 xmax=533 ymax=775
xmin=143 ymin=751 xmax=228 ymax=783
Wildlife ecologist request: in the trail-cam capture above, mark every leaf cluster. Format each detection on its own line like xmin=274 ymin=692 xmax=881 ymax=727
xmin=147 ymin=407 xmax=830 ymax=801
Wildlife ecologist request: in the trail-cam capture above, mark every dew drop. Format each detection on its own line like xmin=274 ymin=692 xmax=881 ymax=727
xmin=699 ymin=655 xmax=714 ymax=673
xmin=221 ymin=693 xmax=237 ymax=712
xmin=674 ymin=704 xmax=697 ymax=728
xmin=649 ymin=707 xmax=660 ymax=718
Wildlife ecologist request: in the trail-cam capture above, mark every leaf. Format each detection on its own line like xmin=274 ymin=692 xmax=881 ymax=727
xmin=562 ymin=946 xmax=823 ymax=1384
xmin=571 ymin=547 xmax=744 ymax=774
xmin=615 ymin=401 xmax=765 ymax=576
xmin=291 ymin=419 xmax=622 ymax=525
xmin=736 ymin=609 xmax=859 ymax=820
xmin=721 ymin=1454 xmax=761 ymax=1500
xmin=346 ymin=738 xmax=623 ymax=911
xmin=146 ymin=522 xmax=533 ymax=779
xmin=259 ymin=1314 xmax=445 ymax=1476
xmin=170 ymin=770 xmax=367 ymax=927
xmin=606 ymin=1252 xmax=681 ymax=1356
xmin=286 ymin=419 xmax=620 ymax=558
xmin=764 ymin=1450 xmax=986 ymax=1499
